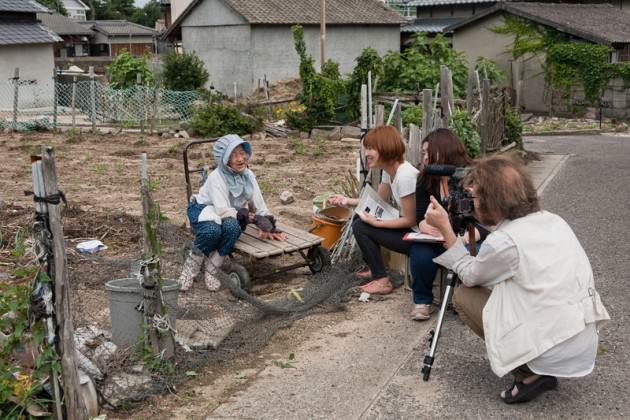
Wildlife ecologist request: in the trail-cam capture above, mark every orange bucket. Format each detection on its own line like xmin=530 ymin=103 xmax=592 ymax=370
xmin=311 ymin=207 xmax=352 ymax=250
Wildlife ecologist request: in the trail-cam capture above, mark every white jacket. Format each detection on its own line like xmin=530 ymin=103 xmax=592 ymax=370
xmin=483 ymin=211 xmax=610 ymax=376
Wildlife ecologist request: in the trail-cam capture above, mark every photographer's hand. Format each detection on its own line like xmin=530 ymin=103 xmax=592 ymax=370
xmin=425 ymin=196 xmax=458 ymax=248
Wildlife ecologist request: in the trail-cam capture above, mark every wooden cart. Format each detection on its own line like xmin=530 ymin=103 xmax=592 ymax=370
xmin=183 ymin=138 xmax=330 ymax=289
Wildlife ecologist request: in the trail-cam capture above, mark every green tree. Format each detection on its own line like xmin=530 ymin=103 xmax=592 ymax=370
xmin=107 ymin=51 xmax=155 ymax=89
xmin=131 ymin=0 xmax=162 ymax=28
xmin=162 ymin=51 xmax=209 ymax=91
xmin=37 ymin=0 xmax=67 ymax=15
xmin=94 ymin=0 xmax=136 ymax=20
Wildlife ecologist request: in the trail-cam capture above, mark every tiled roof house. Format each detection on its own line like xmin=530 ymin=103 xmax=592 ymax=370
xmin=162 ymin=0 xmax=403 ymax=94
xmin=0 ymin=0 xmax=61 ymax=104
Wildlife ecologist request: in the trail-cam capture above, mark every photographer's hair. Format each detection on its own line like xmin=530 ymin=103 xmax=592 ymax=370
xmin=465 ymin=154 xmax=540 ymax=224
xmin=418 ymin=128 xmax=473 ymax=193
xmin=363 ymin=126 xmax=406 ymax=164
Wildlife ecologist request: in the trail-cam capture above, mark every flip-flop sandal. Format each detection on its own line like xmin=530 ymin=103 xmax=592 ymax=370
xmin=360 ymin=280 xmax=393 ymax=295
xmin=501 ymin=375 xmax=558 ymax=404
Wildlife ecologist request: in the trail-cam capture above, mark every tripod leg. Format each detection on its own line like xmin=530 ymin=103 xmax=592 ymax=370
xmin=421 ymin=270 xmax=457 ymax=381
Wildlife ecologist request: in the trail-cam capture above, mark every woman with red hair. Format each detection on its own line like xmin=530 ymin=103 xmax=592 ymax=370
xmin=329 ymin=126 xmax=418 ymax=295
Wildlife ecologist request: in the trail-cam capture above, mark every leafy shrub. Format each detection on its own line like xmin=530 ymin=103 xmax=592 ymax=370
xmin=504 ymin=107 xmax=523 ymax=149
xmin=380 ymin=34 xmax=468 ymax=96
xmin=401 ymin=105 xmax=423 ymax=127
xmin=289 ymin=25 xmax=348 ymax=129
xmin=347 ymin=48 xmax=384 ymax=120
xmin=321 ymin=60 xmax=341 ymax=80
xmin=163 ymin=51 xmax=209 ymax=91
xmin=475 ymin=57 xmax=505 ymax=84
xmin=449 ymin=110 xmax=481 ymax=157
xmin=190 ymin=103 xmax=261 ymax=137
xmin=107 ymin=51 xmax=155 ymax=89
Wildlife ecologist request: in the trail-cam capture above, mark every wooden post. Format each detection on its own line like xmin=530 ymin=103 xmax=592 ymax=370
xmin=89 ymin=66 xmax=96 ymax=133
xmin=320 ymin=0 xmax=326 ymax=71
xmin=52 ymin=68 xmax=59 ymax=130
xmin=367 ymin=70 xmax=373 ymax=128
xmin=408 ymin=123 xmax=422 ymax=168
xmin=394 ymin=101 xmax=403 ymax=134
xmin=41 ymin=147 xmax=87 ymax=419
xmin=360 ymin=83 xmax=367 ymax=130
xmin=71 ymin=76 xmax=77 ymax=129
xmin=137 ymin=73 xmax=145 ymax=134
xmin=369 ymin=104 xmax=385 ymax=188
xmin=263 ymin=75 xmax=272 ymax=120
xmin=375 ymin=104 xmax=385 ymax=127
xmin=150 ymin=86 xmax=158 ymax=134
xmin=359 ymin=83 xmax=368 ymax=188
xmin=422 ymin=88 xmax=432 ymax=140
xmin=480 ymin=78 xmax=491 ymax=155
xmin=140 ymin=154 xmax=173 ymax=358
xmin=466 ymin=71 xmax=476 ymax=113
xmin=12 ymin=68 xmax=19 ymax=130
xmin=440 ymin=65 xmax=453 ymax=126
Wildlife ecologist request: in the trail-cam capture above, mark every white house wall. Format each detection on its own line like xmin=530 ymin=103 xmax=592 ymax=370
xmin=182 ymin=24 xmax=252 ymax=95
xmin=250 ymin=24 xmax=400 ymax=92
xmin=182 ymin=0 xmax=248 ymax=26
xmin=452 ymin=13 xmax=547 ymax=112
xmin=0 ymin=44 xmax=55 ymax=110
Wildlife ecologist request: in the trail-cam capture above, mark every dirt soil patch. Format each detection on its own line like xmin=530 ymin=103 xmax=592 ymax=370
xmin=0 ymin=130 xmax=358 ymax=417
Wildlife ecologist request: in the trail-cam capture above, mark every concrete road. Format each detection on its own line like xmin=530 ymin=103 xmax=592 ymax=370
xmin=206 ymin=134 xmax=629 ymax=419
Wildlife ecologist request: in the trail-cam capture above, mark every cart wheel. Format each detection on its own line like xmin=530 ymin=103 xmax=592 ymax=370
xmin=307 ymin=246 xmax=331 ymax=274
xmin=226 ymin=263 xmax=251 ymax=291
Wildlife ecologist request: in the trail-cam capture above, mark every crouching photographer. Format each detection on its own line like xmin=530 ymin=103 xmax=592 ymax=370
xmin=424 ymin=154 xmax=610 ymax=404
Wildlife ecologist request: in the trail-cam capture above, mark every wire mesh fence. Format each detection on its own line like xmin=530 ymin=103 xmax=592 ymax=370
xmin=0 ymin=73 xmax=202 ymax=132
xmin=61 ymin=208 xmax=368 ymax=410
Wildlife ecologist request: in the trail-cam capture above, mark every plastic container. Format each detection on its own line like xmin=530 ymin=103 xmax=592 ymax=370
xmin=105 ymin=278 xmax=179 ymax=349
xmin=311 ymin=207 xmax=352 ymax=249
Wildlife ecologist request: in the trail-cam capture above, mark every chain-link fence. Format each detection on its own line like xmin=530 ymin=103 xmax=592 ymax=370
xmin=0 ymin=73 xmax=201 ymax=131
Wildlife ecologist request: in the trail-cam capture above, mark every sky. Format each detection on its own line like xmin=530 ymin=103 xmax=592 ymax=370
xmin=134 ymin=0 xmax=150 ymax=7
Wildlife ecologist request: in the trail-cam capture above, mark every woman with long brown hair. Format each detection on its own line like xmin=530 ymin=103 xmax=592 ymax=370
xmin=409 ymin=128 xmax=480 ymax=321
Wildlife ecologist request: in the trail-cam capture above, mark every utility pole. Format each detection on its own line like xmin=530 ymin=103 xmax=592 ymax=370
xmin=320 ymin=0 xmax=326 ymax=71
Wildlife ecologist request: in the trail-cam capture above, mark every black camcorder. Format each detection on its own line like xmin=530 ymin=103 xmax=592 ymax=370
xmin=424 ymin=164 xmax=474 ymax=235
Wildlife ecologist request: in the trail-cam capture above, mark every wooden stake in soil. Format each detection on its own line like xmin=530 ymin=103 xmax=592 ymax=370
xmin=140 ymin=153 xmax=174 ymax=358
xmin=41 ymin=147 xmax=87 ymax=420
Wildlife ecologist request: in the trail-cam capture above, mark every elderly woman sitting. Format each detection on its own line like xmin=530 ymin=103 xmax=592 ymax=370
xmin=178 ymin=134 xmax=287 ymax=291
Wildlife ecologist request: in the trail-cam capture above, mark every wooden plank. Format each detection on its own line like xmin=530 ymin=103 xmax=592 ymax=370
xmin=239 ymin=229 xmax=286 ymax=256
xmin=277 ymin=223 xmax=322 ymax=247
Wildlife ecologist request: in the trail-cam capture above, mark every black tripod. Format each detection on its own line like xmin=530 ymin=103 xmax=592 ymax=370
xmin=421 ymin=223 xmax=477 ymax=381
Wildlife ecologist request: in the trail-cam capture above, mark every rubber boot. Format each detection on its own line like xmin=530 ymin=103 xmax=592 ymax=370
xmin=204 ymin=251 xmax=225 ymax=291
xmin=177 ymin=251 xmax=203 ymax=291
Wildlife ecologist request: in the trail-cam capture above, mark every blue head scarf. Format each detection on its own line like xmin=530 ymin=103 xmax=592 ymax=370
xmin=213 ymin=134 xmax=254 ymax=199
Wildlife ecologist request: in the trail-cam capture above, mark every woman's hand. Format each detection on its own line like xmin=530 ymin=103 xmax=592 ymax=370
xmin=425 ymin=196 xmax=458 ymax=248
xmin=424 ymin=196 xmax=450 ymax=232
xmin=419 ymin=220 xmax=442 ymax=237
xmin=357 ymin=210 xmax=379 ymax=227
xmin=258 ymin=230 xmax=288 ymax=241
xmin=328 ymin=194 xmax=349 ymax=206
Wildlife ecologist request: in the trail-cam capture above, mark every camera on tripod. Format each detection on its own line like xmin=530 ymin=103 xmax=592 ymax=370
xmin=424 ymin=164 xmax=474 ymax=235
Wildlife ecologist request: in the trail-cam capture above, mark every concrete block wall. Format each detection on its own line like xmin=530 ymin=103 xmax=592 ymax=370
xmin=552 ymin=78 xmax=630 ymax=120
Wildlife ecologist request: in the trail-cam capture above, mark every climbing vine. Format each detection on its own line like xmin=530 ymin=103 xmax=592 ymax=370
xmin=493 ymin=15 xmax=630 ymax=104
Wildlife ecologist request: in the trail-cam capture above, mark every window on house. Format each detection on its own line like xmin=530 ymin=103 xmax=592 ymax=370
xmin=617 ymin=45 xmax=630 ymax=62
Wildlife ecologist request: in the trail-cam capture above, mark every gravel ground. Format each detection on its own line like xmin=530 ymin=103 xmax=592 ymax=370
xmin=364 ymin=134 xmax=630 ymax=419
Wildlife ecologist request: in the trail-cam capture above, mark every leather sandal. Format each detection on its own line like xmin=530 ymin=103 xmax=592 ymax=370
xmin=360 ymin=279 xmax=393 ymax=295
xmin=501 ymin=375 xmax=558 ymax=404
